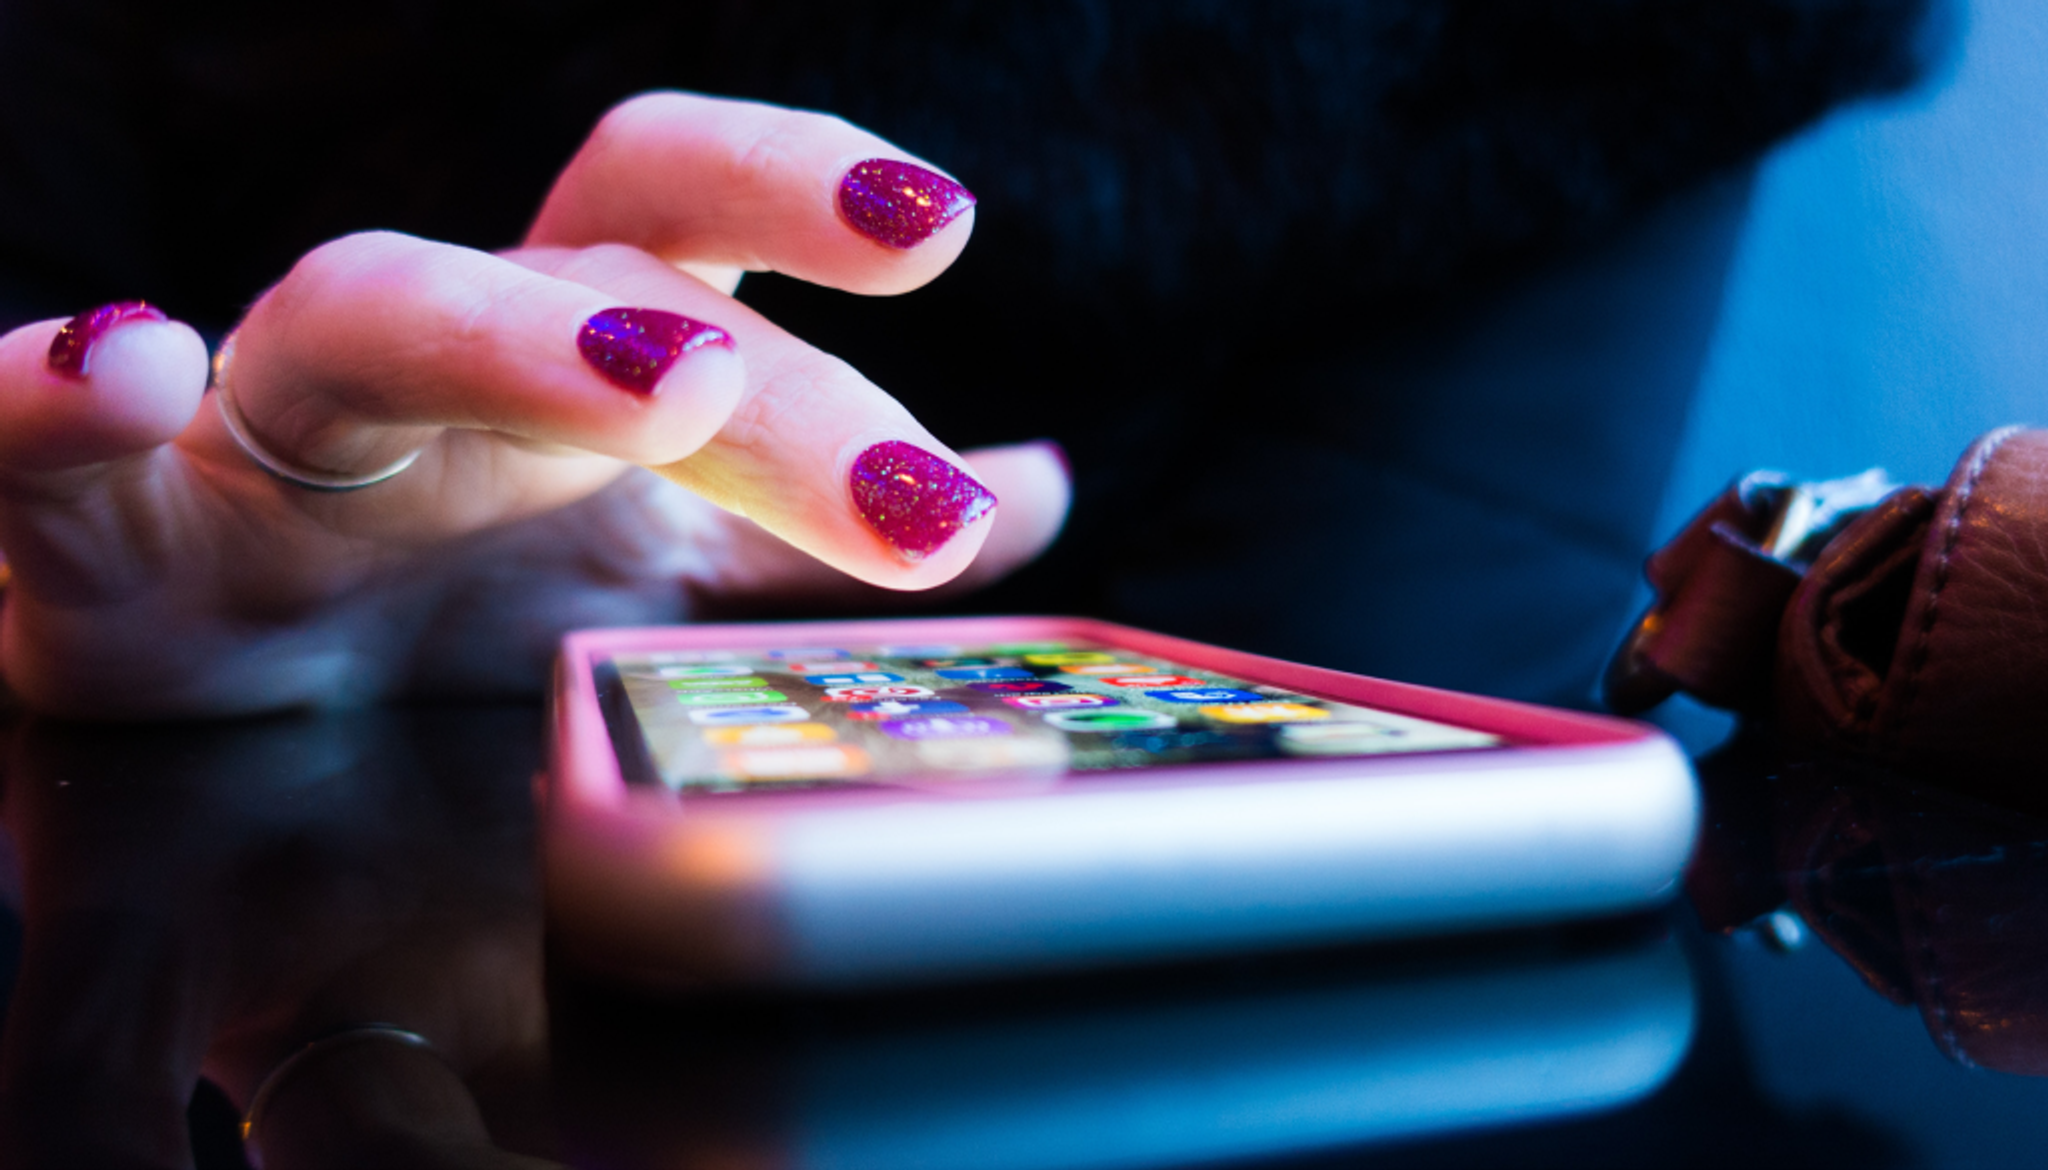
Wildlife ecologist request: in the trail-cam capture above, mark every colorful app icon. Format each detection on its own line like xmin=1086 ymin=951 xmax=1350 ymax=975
xmin=1199 ymin=702 xmax=1331 ymax=724
xmin=1003 ymin=693 xmax=1117 ymax=710
xmin=1058 ymin=662 xmax=1154 ymax=676
xmin=687 ymin=704 xmax=810 ymax=726
xmin=922 ymin=656 xmax=1009 ymax=669
xmin=967 ymin=680 xmax=1072 ymax=695
xmin=1044 ymin=709 xmax=1178 ymax=732
xmin=802 ymin=671 xmax=904 ymax=686
xmin=672 ymin=689 xmax=789 ymax=706
xmin=934 ymin=666 xmax=1034 ymax=681
xmin=987 ymin=641 xmax=1069 ymax=655
xmin=656 ymin=663 xmax=757 ymax=678
xmin=1278 ymin=722 xmax=1398 ymax=750
xmin=878 ymin=644 xmax=964 ymax=657
xmin=702 ymin=722 xmax=838 ymax=746
xmin=667 ymin=676 xmax=769 ymax=690
xmin=844 ymin=699 xmax=970 ymax=720
xmin=722 ymin=744 xmax=869 ymax=781
xmin=1100 ymin=674 xmax=1206 ymax=688
xmin=1150 ymin=688 xmax=1263 ymax=704
xmin=645 ymin=650 xmax=738 ymax=665
xmin=1023 ymin=651 xmax=1115 ymax=666
xmin=879 ymin=716 xmax=1013 ymax=740
xmin=766 ymin=647 xmax=849 ymax=660
xmin=917 ymin=737 xmax=1070 ymax=770
xmin=822 ymin=684 xmax=935 ymax=702
xmin=783 ymin=661 xmax=878 ymax=675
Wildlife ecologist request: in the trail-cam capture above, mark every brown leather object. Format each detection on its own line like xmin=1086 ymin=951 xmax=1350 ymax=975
xmin=1777 ymin=770 xmax=2048 ymax=1078
xmin=1603 ymin=474 xmax=1804 ymax=714
xmin=1779 ymin=427 xmax=2048 ymax=776
xmin=1613 ymin=426 xmax=2048 ymax=793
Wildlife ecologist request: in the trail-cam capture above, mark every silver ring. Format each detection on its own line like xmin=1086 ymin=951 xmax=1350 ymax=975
xmin=239 ymin=1024 xmax=438 ymax=1162
xmin=212 ymin=333 xmax=422 ymax=492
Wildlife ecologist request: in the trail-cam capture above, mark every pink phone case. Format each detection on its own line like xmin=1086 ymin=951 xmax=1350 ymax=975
xmin=547 ymin=616 xmax=1695 ymax=988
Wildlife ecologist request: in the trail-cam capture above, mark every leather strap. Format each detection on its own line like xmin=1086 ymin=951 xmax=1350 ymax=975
xmin=1610 ymin=427 xmax=2048 ymax=801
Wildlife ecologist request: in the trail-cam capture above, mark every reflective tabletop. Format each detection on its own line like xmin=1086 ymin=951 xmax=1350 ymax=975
xmin=2 ymin=707 xmax=2044 ymax=1168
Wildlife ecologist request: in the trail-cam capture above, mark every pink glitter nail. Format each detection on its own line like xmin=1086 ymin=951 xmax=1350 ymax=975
xmin=837 ymin=159 xmax=976 ymax=249
xmin=46 ymin=301 xmax=168 ymax=379
xmin=578 ymin=307 xmax=734 ymax=394
xmin=850 ymin=440 xmax=998 ymax=561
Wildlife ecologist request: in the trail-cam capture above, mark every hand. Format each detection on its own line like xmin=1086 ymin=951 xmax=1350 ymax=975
xmin=0 ymin=93 xmax=1069 ymax=716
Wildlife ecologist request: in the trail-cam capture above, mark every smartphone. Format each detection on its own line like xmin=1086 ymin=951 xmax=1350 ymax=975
xmin=545 ymin=617 xmax=1696 ymax=987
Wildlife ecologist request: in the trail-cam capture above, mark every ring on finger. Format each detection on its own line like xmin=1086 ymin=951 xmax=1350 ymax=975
xmin=211 ymin=333 xmax=423 ymax=492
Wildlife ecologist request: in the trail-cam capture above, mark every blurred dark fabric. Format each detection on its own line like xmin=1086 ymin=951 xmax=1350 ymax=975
xmin=0 ymin=0 xmax=1942 ymax=702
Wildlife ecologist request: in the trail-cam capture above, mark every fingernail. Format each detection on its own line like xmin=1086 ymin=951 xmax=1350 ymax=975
xmin=850 ymin=440 xmax=998 ymax=561
xmin=47 ymin=301 xmax=168 ymax=380
xmin=838 ymin=159 xmax=976 ymax=249
xmin=578 ymin=307 xmax=733 ymax=394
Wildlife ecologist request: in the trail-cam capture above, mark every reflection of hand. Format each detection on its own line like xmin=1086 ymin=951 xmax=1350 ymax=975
xmin=0 ymin=92 xmax=1070 ymax=716
xmin=0 ymin=709 xmax=563 ymax=1167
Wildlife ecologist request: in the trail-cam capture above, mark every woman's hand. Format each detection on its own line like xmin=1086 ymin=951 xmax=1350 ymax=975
xmin=0 ymin=93 xmax=1069 ymax=716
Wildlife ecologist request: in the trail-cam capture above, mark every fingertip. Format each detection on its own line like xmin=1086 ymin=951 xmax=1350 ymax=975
xmin=81 ymin=319 xmax=212 ymax=447
xmin=0 ymin=313 xmax=209 ymax=471
xmin=576 ymin=306 xmax=749 ymax=465
xmin=832 ymin=157 xmax=976 ymax=294
xmin=633 ymin=340 xmax=748 ymax=464
xmin=912 ymin=440 xmax=1070 ymax=591
xmin=844 ymin=437 xmax=1000 ymax=587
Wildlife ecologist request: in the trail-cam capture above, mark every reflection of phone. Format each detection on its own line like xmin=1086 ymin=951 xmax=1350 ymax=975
xmin=556 ymin=933 xmax=1696 ymax=1169
xmin=546 ymin=617 xmax=1696 ymax=987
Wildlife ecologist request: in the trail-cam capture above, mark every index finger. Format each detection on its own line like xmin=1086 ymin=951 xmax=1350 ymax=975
xmin=526 ymin=91 xmax=975 ymax=296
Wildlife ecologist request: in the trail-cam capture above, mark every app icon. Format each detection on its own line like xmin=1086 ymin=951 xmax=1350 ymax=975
xmin=1023 ymin=651 xmax=1115 ymax=666
xmin=967 ymin=680 xmax=1072 ymax=694
xmin=1150 ymin=688 xmax=1263 ymax=704
xmin=766 ymin=647 xmax=849 ymax=660
xmin=645 ymin=650 xmax=738 ymax=665
xmin=922 ymin=656 xmax=1008 ymax=669
xmin=1044 ymin=709 xmax=1178 ymax=732
xmin=844 ymin=699 xmax=970 ymax=720
xmin=878 ymin=644 xmax=964 ymax=657
xmin=879 ymin=716 xmax=1013 ymax=740
xmin=822 ymin=684 xmax=935 ymax=702
xmin=784 ymin=661 xmax=878 ymax=675
xmin=687 ymin=705 xmax=810 ymax=726
xmin=802 ymin=671 xmax=905 ymax=686
xmin=656 ymin=663 xmax=757 ymax=678
xmin=917 ymin=737 xmax=1070 ymax=770
xmin=672 ymin=689 xmax=789 ymax=706
xmin=1101 ymin=674 xmax=1206 ymax=688
xmin=987 ymin=641 xmax=1069 ymax=655
xmin=1199 ymin=702 xmax=1330 ymax=724
xmin=934 ymin=666 xmax=1034 ymax=681
xmin=722 ymin=745 xmax=869 ymax=781
xmin=1003 ymin=693 xmax=1117 ymax=710
xmin=1278 ymin=722 xmax=1398 ymax=749
xmin=667 ymin=676 xmax=769 ymax=690
xmin=1058 ymin=663 xmax=1153 ymax=677
xmin=702 ymin=722 xmax=838 ymax=746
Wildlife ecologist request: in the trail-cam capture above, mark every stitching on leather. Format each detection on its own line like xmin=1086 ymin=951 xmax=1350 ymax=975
xmin=1886 ymin=426 xmax=2021 ymax=755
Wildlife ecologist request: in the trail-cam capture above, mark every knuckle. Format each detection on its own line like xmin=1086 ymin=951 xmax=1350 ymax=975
xmin=727 ymin=108 xmax=851 ymax=194
xmin=272 ymin=231 xmax=420 ymax=318
xmin=586 ymin=90 xmax=691 ymax=162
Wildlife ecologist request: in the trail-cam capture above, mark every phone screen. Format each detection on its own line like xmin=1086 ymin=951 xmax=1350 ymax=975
xmin=597 ymin=638 xmax=1503 ymax=792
